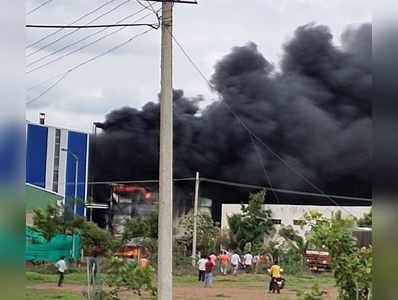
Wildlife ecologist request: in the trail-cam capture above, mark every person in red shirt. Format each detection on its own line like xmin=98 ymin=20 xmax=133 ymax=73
xmin=204 ymin=256 xmax=215 ymax=287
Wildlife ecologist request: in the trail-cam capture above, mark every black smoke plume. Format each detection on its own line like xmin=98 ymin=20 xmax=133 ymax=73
xmin=90 ymin=23 xmax=371 ymax=221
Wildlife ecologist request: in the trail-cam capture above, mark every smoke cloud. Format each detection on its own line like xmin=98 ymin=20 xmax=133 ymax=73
xmin=91 ymin=23 xmax=371 ymax=218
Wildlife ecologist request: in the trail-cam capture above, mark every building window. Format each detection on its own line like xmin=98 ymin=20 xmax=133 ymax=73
xmin=272 ymin=219 xmax=282 ymax=225
xmin=293 ymin=219 xmax=306 ymax=226
xmin=52 ymin=129 xmax=61 ymax=193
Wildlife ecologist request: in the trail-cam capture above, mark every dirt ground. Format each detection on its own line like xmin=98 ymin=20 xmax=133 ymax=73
xmin=29 ymin=283 xmax=338 ymax=300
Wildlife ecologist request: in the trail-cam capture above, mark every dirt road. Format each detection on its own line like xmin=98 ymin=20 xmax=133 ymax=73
xmin=29 ymin=283 xmax=338 ymax=300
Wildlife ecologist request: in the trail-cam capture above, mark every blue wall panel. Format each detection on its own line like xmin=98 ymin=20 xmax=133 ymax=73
xmin=26 ymin=124 xmax=48 ymax=188
xmin=65 ymin=131 xmax=87 ymax=217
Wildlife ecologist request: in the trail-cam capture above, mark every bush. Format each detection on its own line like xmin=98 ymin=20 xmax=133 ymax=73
xmin=297 ymin=284 xmax=327 ymax=300
xmin=105 ymin=256 xmax=156 ymax=299
xmin=305 ymin=211 xmax=372 ymax=300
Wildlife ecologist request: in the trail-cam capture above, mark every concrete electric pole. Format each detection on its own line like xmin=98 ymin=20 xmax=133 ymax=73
xmin=192 ymin=172 xmax=200 ymax=267
xmin=158 ymin=2 xmax=174 ymax=300
xmin=156 ymin=1 xmax=197 ymax=299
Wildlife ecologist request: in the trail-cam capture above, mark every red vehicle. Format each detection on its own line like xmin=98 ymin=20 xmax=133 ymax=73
xmin=304 ymin=250 xmax=331 ymax=272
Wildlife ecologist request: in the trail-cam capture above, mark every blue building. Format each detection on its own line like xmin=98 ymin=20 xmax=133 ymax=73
xmin=26 ymin=122 xmax=90 ymax=217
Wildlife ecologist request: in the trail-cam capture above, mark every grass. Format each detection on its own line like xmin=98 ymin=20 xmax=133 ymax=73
xmin=26 ymin=271 xmax=87 ymax=285
xmin=27 ymin=271 xmax=336 ymax=299
xmin=26 ymin=289 xmax=84 ymax=300
xmin=174 ymin=272 xmax=335 ymax=289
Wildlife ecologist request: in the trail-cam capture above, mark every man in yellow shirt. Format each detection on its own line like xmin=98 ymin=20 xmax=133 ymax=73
xmin=268 ymin=259 xmax=283 ymax=293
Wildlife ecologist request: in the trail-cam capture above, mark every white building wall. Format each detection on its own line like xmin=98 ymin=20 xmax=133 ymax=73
xmin=221 ymin=204 xmax=371 ymax=239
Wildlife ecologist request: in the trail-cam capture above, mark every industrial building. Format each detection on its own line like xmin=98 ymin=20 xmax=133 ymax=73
xmin=26 ymin=121 xmax=90 ymax=217
xmin=221 ymin=204 xmax=371 ymax=239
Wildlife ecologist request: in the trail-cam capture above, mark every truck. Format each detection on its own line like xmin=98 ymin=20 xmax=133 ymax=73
xmin=304 ymin=250 xmax=331 ymax=272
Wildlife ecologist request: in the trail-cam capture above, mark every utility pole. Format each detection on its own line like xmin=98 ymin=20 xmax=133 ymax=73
xmin=156 ymin=1 xmax=197 ymax=299
xmin=158 ymin=2 xmax=174 ymax=300
xmin=61 ymin=148 xmax=79 ymax=260
xmin=192 ymin=172 xmax=200 ymax=266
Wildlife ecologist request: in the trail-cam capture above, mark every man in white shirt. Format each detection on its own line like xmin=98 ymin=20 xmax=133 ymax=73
xmin=243 ymin=251 xmax=253 ymax=273
xmin=230 ymin=251 xmax=241 ymax=276
xmin=197 ymin=255 xmax=207 ymax=282
xmin=55 ymin=256 xmax=67 ymax=287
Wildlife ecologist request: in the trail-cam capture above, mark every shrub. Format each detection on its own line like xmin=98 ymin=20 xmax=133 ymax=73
xmin=105 ymin=256 xmax=156 ymax=299
xmin=305 ymin=211 xmax=372 ymax=300
xmin=297 ymin=284 xmax=327 ymax=300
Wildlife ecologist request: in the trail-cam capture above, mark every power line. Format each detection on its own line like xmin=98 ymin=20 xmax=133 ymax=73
xmin=145 ymin=0 xmax=198 ymax=3
xmin=26 ymin=0 xmax=120 ymax=49
xmin=27 ymin=177 xmax=371 ymax=202
xmin=27 ymin=0 xmax=54 ymax=16
xmin=26 ymin=71 xmax=70 ymax=105
xmin=250 ymin=133 xmax=280 ymax=203
xmin=27 ymin=177 xmax=196 ymax=186
xmin=26 ymin=22 xmax=160 ymax=29
xmin=26 ymin=26 xmax=125 ymax=74
xmin=168 ymin=30 xmax=366 ymax=215
xmin=199 ymin=178 xmax=372 ymax=203
xmin=27 ymin=72 xmax=67 ymax=91
xmin=26 ymin=11 xmax=157 ymax=74
xmin=26 ymin=27 xmax=155 ymax=104
xmin=26 ymin=0 xmax=132 ymax=57
xmin=26 ymin=6 xmax=160 ymax=69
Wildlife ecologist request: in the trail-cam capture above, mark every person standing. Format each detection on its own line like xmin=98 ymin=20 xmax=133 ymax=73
xmin=204 ymin=256 xmax=215 ymax=288
xmin=209 ymin=253 xmax=217 ymax=270
xmin=219 ymin=251 xmax=230 ymax=275
xmin=198 ymin=255 xmax=207 ymax=282
xmin=55 ymin=256 xmax=67 ymax=287
xmin=243 ymin=251 xmax=253 ymax=273
xmin=230 ymin=251 xmax=241 ymax=276
xmin=252 ymin=254 xmax=260 ymax=273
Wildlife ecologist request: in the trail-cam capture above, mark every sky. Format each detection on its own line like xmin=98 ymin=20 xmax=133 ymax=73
xmin=25 ymin=0 xmax=372 ymax=132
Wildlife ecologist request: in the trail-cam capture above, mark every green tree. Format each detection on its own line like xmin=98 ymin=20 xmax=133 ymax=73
xmin=227 ymin=191 xmax=273 ymax=251
xmin=278 ymin=226 xmax=308 ymax=274
xmin=122 ymin=212 xmax=158 ymax=241
xmin=73 ymin=220 xmax=114 ymax=254
xmin=357 ymin=210 xmax=372 ymax=227
xmin=121 ymin=212 xmax=159 ymax=255
xmin=106 ymin=256 xmax=156 ymax=299
xmin=32 ymin=204 xmax=65 ymax=240
xmin=179 ymin=212 xmax=220 ymax=255
xmin=305 ymin=211 xmax=372 ymax=300
xmin=279 ymin=226 xmax=307 ymax=253
xmin=33 ymin=204 xmax=113 ymax=254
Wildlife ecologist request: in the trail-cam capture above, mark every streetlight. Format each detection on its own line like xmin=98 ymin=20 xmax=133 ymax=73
xmin=61 ymin=148 xmax=79 ymax=216
xmin=61 ymin=147 xmax=79 ymax=261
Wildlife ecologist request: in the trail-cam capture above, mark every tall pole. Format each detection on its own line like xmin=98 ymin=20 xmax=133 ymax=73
xmin=158 ymin=2 xmax=173 ymax=300
xmin=72 ymin=157 xmax=78 ymax=261
xmin=74 ymin=158 xmax=78 ymax=217
xmin=192 ymin=172 xmax=200 ymax=266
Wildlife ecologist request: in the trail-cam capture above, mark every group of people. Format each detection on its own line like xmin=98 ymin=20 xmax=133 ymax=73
xmin=197 ymin=250 xmax=260 ymax=281
xmin=55 ymin=250 xmax=283 ymax=293
xmin=196 ymin=250 xmax=284 ymax=292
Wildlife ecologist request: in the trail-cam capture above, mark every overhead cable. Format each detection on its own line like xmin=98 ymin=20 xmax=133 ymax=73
xmin=27 ymin=0 xmax=54 ymax=16
xmin=26 ymin=0 xmax=119 ymax=49
xmin=26 ymin=0 xmax=132 ymax=57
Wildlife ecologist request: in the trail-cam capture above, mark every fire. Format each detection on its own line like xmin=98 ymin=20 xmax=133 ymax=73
xmin=112 ymin=185 xmax=152 ymax=202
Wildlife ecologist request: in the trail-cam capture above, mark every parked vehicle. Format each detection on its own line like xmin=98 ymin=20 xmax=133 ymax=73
xmin=304 ymin=250 xmax=331 ymax=272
